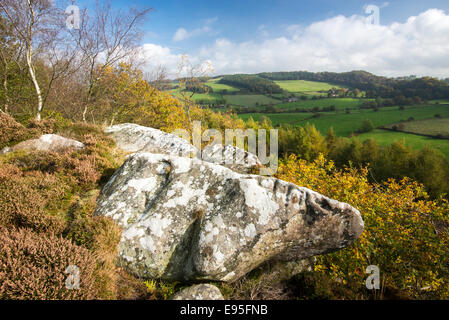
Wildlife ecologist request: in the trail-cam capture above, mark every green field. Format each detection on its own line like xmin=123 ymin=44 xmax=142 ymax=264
xmin=385 ymin=117 xmax=449 ymax=138
xmin=192 ymin=93 xmax=224 ymax=103
xmin=429 ymin=100 xmax=449 ymax=105
xmin=170 ymin=88 xmax=224 ymax=104
xmin=357 ymin=129 xmax=449 ymax=159
xmin=239 ymin=112 xmax=313 ymax=126
xmin=206 ymin=78 xmax=240 ymax=93
xmin=296 ymin=91 xmax=329 ymax=97
xmin=239 ymin=105 xmax=449 ymax=137
xmin=276 ymin=98 xmax=367 ymax=111
xmin=223 ymin=94 xmax=280 ymax=108
xmin=275 ymin=80 xmax=342 ymax=92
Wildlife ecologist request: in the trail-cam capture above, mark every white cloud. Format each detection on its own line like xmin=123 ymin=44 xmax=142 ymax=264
xmin=136 ymin=43 xmax=184 ymax=77
xmin=136 ymin=44 xmax=212 ymax=79
xmin=173 ymin=28 xmax=189 ymax=41
xmin=141 ymin=9 xmax=449 ymax=78
xmin=173 ymin=17 xmax=218 ymax=42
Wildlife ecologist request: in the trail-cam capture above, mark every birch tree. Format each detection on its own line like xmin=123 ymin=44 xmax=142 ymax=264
xmin=71 ymin=0 xmax=151 ymax=122
xmin=0 ymin=0 xmax=58 ymax=121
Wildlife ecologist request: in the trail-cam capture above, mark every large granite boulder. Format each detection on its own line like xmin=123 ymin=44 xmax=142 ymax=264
xmin=1 ymin=134 xmax=84 ymax=154
xmin=171 ymin=284 xmax=224 ymax=300
xmin=105 ymin=123 xmax=197 ymax=157
xmin=94 ymin=152 xmax=364 ymax=282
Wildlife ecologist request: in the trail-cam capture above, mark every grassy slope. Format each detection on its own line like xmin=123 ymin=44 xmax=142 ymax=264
xmin=276 ymin=98 xmax=367 ymax=111
xmin=223 ymin=94 xmax=280 ymax=108
xmin=239 ymin=112 xmax=313 ymax=126
xmin=357 ymin=129 xmax=449 ymax=159
xmin=170 ymin=88 xmax=224 ymax=103
xmin=206 ymin=78 xmax=240 ymax=93
xmin=384 ymin=117 xmax=449 ymax=137
xmin=275 ymin=80 xmax=342 ymax=92
xmin=239 ymin=105 xmax=449 ymax=136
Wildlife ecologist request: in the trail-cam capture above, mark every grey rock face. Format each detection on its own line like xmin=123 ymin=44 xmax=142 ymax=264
xmin=105 ymin=123 xmax=198 ymax=157
xmin=1 ymin=134 xmax=84 ymax=154
xmin=202 ymin=144 xmax=262 ymax=174
xmin=171 ymin=284 xmax=224 ymax=300
xmin=95 ymin=153 xmax=364 ymax=282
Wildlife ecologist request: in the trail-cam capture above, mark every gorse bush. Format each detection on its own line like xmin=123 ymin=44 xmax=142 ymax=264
xmin=277 ymin=154 xmax=449 ymax=299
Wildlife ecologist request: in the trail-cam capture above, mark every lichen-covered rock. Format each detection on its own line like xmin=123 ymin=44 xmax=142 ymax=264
xmin=202 ymin=144 xmax=262 ymax=174
xmin=257 ymin=258 xmax=315 ymax=284
xmin=94 ymin=153 xmax=364 ymax=282
xmin=105 ymin=123 xmax=197 ymax=157
xmin=171 ymin=284 xmax=224 ymax=300
xmin=1 ymin=134 xmax=84 ymax=154
xmin=105 ymin=124 xmax=262 ymax=174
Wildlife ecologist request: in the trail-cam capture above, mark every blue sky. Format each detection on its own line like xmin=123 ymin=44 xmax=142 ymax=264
xmin=74 ymin=0 xmax=449 ymax=77
xmin=110 ymin=0 xmax=449 ymax=49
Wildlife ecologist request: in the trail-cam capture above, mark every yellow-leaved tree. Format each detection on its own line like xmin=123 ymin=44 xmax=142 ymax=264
xmin=89 ymin=63 xmax=188 ymax=132
xmin=277 ymin=154 xmax=449 ymax=299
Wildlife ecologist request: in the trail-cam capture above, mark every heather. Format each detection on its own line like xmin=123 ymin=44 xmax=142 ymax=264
xmin=0 ymin=115 xmax=125 ymax=299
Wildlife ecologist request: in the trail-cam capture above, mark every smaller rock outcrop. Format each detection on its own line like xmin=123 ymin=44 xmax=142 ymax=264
xmin=1 ymin=134 xmax=84 ymax=154
xmin=171 ymin=284 xmax=224 ymax=300
xmin=105 ymin=123 xmax=197 ymax=157
xmin=105 ymin=124 xmax=264 ymax=174
xmin=202 ymin=144 xmax=262 ymax=174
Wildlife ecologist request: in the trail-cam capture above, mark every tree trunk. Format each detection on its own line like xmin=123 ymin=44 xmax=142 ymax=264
xmin=82 ymin=105 xmax=88 ymax=122
xmin=25 ymin=0 xmax=43 ymax=121
xmin=83 ymin=71 xmax=95 ymax=122
xmin=26 ymin=45 xmax=43 ymax=121
xmin=2 ymin=70 xmax=8 ymax=114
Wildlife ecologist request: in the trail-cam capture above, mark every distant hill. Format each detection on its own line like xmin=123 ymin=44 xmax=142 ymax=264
xmin=258 ymin=70 xmax=449 ymax=100
xmin=219 ymin=74 xmax=283 ymax=94
xmin=208 ymin=70 xmax=449 ymax=101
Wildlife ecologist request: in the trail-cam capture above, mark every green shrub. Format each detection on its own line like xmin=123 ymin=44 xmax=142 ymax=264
xmin=358 ymin=119 xmax=375 ymax=133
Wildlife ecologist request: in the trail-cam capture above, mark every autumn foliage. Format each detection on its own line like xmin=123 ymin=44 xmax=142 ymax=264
xmin=277 ymin=154 xmax=449 ymax=299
